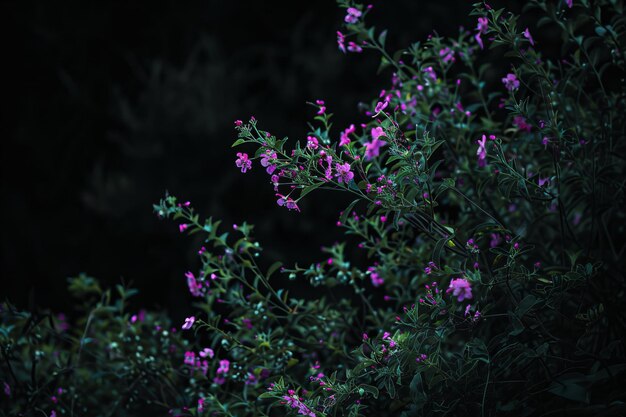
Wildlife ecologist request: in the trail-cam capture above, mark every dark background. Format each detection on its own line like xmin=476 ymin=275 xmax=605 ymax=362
xmin=1 ymin=0 xmax=472 ymax=318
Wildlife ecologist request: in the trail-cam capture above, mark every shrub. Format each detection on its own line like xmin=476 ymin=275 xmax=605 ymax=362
xmin=3 ymin=0 xmax=626 ymax=416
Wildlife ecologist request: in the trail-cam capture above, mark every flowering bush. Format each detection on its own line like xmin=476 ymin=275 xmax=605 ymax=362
xmin=4 ymin=0 xmax=626 ymax=416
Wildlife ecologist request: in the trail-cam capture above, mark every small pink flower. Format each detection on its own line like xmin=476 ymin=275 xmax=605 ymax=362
xmin=513 ymin=115 xmax=532 ymax=132
xmin=276 ymin=194 xmax=300 ymax=212
xmin=347 ymin=42 xmax=363 ymax=53
xmin=344 ymin=7 xmax=362 ymax=23
xmin=502 ymin=73 xmax=520 ymax=91
xmin=307 ymin=136 xmax=319 ymax=150
xmin=523 ymin=27 xmax=535 ymax=46
xmin=199 ymin=348 xmax=214 ymax=358
xmin=182 ymin=316 xmax=195 ymax=330
xmin=260 ymin=149 xmax=277 ymax=174
xmin=447 ymin=278 xmax=473 ymax=302
xmin=185 ymin=272 xmax=203 ymax=297
xmin=234 ymin=119 xmax=243 ymax=127
xmin=475 ymin=15 xmax=489 ymax=49
xmin=179 ymin=224 xmax=189 ymax=233
xmin=217 ymin=359 xmax=230 ymax=374
xmin=340 ymin=124 xmax=355 ymax=146
xmin=337 ymin=31 xmax=346 ymax=53
xmin=364 ymin=127 xmax=387 ymax=160
xmin=439 ymin=47 xmax=455 ymax=63
xmin=235 ymin=152 xmax=252 ymax=173
xmin=374 ymin=101 xmax=388 ymax=113
xmin=476 ymin=135 xmax=488 ymax=167
xmin=538 ymin=176 xmax=550 ymax=187
xmin=334 ymin=162 xmax=354 ymax=184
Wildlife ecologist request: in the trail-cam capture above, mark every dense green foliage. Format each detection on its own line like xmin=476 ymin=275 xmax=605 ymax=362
xmin=2 ymin=1 xmax=625 ymax=416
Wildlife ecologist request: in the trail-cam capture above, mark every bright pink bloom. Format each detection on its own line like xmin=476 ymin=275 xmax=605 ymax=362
xmin=260 ymin=149 xmax=277 ymax=174
xmin=234 ymin=120 xmax=243 ymax=126
xmin=347 ymin=42 xmax=363 ymax=53
xmin=447 ymin=278 xmax=473 ymax=302
xmin=335 ymin=162 xmax=354 ymax=183
xmin=364 ymin=128 xmax=387 ymax=160
xmin=439 ymin=47 xmax=455 ymax=63
xmin=307 ymin=136 xmax=319 ymax=150
xmin=340 ymin=124 xmax=355 ymax=146
xmin=476 ymin=135 xmax=488 ymax=167
xmin=337 ymin=31 xmax=346 ymax=53
xmin=184 ymin=351 xmax=195 ymax=365
xmin=199 ymin=348 xmax=214 ymax=358
xmin=235 ymin=152 xmax=252 ymax=173
xmin=502 ymin=73 xmax=520 ymax=91
xmin=374 ymin=101 xmax=388 ymax=113
xmin=182 ymin=316 xmax=195 ymax=330
xmin=523 ymin=28 xmax=535 ymax=46
xmin=185 ymin=272 xmax=203 ymax=297
xmin=344 ymin=7 xmax=362 ymax=23
xmin=217 ymin=359 xmax=230 ymax=374
xmin=475 ymin=17 xmax=488 ymax=49
xmin=276 ymin=194 xmax=300 ymax=212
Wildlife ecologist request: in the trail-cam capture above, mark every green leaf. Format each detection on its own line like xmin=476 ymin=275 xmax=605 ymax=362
xmin=340 ymin=199 xmax=360 ymax=224
xmin=266 ymin=262 xmax=283 ymax=280
xmin=359 ymin=384 xmax=379 ymax=399
xmin=515 ymin=294 xmax=539 ymax=318
xmin=300 ymin=182 xmax=323 ymax=199
xmin=232 ymin=138 xmax=247 ymax=147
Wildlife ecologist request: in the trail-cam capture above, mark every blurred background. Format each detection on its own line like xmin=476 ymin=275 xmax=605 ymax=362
xmin=2 ymin=0 xmax=471 ymax=318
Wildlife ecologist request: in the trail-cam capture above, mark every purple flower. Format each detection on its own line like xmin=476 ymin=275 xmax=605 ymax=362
xmin=340 ymin=124 xmax=355 ymax=146
xmin=447 ymin=278 xmax=473 ymax=302
xmin=347 ymin=41 xmax=363 ymax=53
xmin=235 ymin=152 xmax=252 ymax=173
xmin=3 ymin=382 xmax=10 ymax=397
xmin=464 ymin=304 xmax=472 ymax=317
xmin=439 ymin=47 xmax=455 ymax=63
xmin=334 ymin=162 xmax=354 ymax=184
xmin=566 ymin=0 xmax=573 ymax=8
xmin=364 ymin=128 xmax=387 ymax=160
xmin=475 ymin=17 xmax=489 ymax=49
xmin=502 ymin=73 xmax=520 ymax=91
xmin=260 ymin=149 xmax=277 ymax=174
xmin=489 ymin=233 xmax=502 ymax=248
xmin=538 ymin=176 xmax=550 ymax=187
xmin=182 ymin=316 xmax=195 ymax=330
xmin=476 ymin=135 xmax=488 ymax=167
xmin=184 ymin=351 xmax=196 ymax=366
xmin=513 ymin=115 xmax=532 ymax=132
xmin=306 ymin=136 xmax=319 ymax=150
xmin=199 ymin=348 xmax=214 ymax=358
xmin=276 ymin=194 xmax=300 ymax=212
xmin=523 ymin=27 xmax=535 ymax=46
xmin=423 ymin=66 xmax=437 ymax=81
xmin=374 ymin=100 xmax=389 ymax=114
xmin=337 ymin=31 xmax=346 ymax=53
xmin=217 ymin=359 xmax=230 ymax=374
xmin=344 ymin=7 xmax=362 ymax=24
xmin=185 ymin=272 xmax=203 ymax=297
